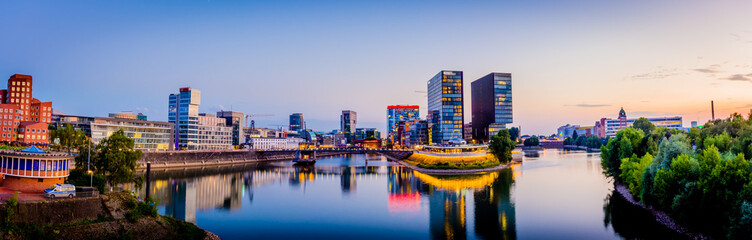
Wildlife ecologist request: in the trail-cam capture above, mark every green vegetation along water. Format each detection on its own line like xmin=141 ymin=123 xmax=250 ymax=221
xmin=601 ymin=115 xmax=752 ymax=239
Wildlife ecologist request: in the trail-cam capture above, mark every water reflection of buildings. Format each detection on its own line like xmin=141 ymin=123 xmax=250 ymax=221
xmin=388 ymin=166 xmax=518 ymax=240
xmin=136 ymin=173 xmax=246 ymax=223
xmin=473 ymin=168 xmax=516 ymax=240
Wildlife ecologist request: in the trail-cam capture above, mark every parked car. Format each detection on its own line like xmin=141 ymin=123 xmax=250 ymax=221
xmin=44 ymin=183 xmax=76 ymax=198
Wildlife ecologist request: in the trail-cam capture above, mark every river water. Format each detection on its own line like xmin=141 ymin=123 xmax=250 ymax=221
xmin=132 ymin=149 xmax=678 ymax=240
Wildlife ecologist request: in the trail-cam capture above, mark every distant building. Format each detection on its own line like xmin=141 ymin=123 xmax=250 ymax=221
xmin=53 ymin=114 xmax=174 ymax=151
xmin=597 ymin=108 xmax=683 ymax=138
xmin=169 ymin=87 xmax=232 ymax=150
xmin=0 ymin=74 xmax=53 ymax=145
xmin=341 ymin=110 xmax=357 ymax=144
xmin=301 ymin=130 xmax=317 ymax=144
xmin=289 ymin=113 xmax=305 ymax=132
xmin=197 ymin=113 xmax=233 ymax=149
xmin=109 ymin=112 xmax=147 ymax=121
xmin=408 ymin=120 xmax=429 ymax=147
xmin=248 ymin=137 xmax=304 ymax=150
xmin=386 ymin=105 xmax=419 ymax=137
xmin=217 ymin=111 xmax=244 ymax=145
xmin=428 ymin=71 xmax=464 ymax=144
xmin=463 ymin=123 xmax=473 ymax=142
xmin=471 ymin=72 xmax=512 ymax=143
xmin=691 ymin=121 xmax=698 ymax=128
xmin=321 ymin=132 xmax=346 ymax=147
xmin=354 ymin=128 xmax=380 ymax=141
xmin=557 ymin=124 xmax=580 ymax=138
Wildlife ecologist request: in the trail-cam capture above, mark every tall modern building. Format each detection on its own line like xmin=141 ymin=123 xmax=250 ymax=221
xmin=289 ymin=113 xmax=305 ymax=132
xmin=341 ymin=110 xmax=357 ymax=144
xmin=386 ymin=105 xmax=419 ymax=137
xmin=217 ymin=110 xmax=244 ymax=145
xmin=427 ymin=71 xmax=463 ymax=144
xmin=471 ymin=73 xmax=513 ymax=142
xmin=169 ymin=87 xmax=232 ymax=150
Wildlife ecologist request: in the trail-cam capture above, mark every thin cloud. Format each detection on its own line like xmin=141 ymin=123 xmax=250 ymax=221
xmin=626 ymin=67 xmax=679 ymax=81
xmin=694 ymin=68 xmax=719 ymax=74
xmin=721 ymin=74 xmax=752 ymax=82
xmin=694 ymin=64 xmax=722 ymax=75
xmin=564 ymin=104 xmax=611 ymax=108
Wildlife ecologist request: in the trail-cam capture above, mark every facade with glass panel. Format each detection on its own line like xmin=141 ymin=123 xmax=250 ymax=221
xmin=386 ymin=105 xmax=419 ymax=137
xmin=427 ymin=71 xmax=464 ymax=144
xmin=169 ymin=87 xmax=232 ymax=150
xmin=341 ymin=110 xmax=357 ymax=144
xmin=289 ymin=113 xmax=304 ymax=132
xmin=471 ymin=73 xmax=513 ymax=142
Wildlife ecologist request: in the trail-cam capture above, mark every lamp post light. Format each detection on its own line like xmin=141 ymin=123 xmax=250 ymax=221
xmin=88 ymin=140 xmax=92 ymax=187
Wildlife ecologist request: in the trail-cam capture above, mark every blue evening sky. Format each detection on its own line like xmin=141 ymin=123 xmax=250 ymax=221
xmin=1 ymin=0 xmax=751 ymax=134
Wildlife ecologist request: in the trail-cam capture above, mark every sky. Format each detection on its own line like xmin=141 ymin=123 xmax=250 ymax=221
xmin=1 ymin=0 xmax=751 ymax=135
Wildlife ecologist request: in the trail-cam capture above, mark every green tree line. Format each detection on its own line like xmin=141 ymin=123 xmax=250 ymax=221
xmin=601 ymin=116 xmax=752 ymax=239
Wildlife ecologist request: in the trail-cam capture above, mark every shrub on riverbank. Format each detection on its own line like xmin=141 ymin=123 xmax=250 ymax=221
xmin=601 ymin=114 xmax=752 ymax=239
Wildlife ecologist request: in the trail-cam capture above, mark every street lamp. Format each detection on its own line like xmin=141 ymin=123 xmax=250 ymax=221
xmin=88 ymin=140 xmax=92 ymax=187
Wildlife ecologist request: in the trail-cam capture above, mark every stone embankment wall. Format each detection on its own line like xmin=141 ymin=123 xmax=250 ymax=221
xmin=0 ymin=197 xmax=107 ymax=225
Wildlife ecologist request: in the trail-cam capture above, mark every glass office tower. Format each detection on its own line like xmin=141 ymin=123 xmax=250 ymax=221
xmin=427 ymin=71 xmax=464 ymax=144
xmin=471 ymin=73 xmax=513 ymax=142
xmin=341 ymin=110 xmax=357 ymax=144
xmin=386 ymin=105 xmax=419 ymax=135
xmin=169 ymin=87 xmax=201 ymax=150
xmin=289 ymin=113 xmax=304 ymax=132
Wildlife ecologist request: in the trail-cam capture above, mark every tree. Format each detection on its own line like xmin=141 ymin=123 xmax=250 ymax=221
xmin=601 ymin=127 xmax=644 ymax=178
xmin=632 ymin=117 xmax=655 ymax=135
xmin=619 ymin=153 xmax=653 ymax=199
xmin=523 ymin=136 xmax=540 ymax=147
xmin=508 ymin=127 xmax=520 ymax=142
xmin=572 ymin=130 xmax=579 ymax=141
xmin=49 ymin=123 xmax=87 ymax=153
xmin=489 ymin=129 xmax=516 ymax=164
xmin=92 ymin=129 xmax=142 ymax=188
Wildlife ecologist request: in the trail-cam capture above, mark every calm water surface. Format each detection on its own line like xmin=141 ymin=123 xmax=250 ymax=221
xmin=133 ymin=149 xmax=671 ymax=240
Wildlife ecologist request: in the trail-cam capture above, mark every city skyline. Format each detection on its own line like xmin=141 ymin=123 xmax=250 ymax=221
xmin=2 ymin=1 xmax=752 ymax=135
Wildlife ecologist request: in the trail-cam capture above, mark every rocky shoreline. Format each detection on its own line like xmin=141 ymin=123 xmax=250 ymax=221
xmin=613 ymin=182 xmax=710 ymax=240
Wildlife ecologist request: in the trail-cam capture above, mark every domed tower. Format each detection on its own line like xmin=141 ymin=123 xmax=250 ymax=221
xmin=618 ymin=107 xmax=628 ymax=129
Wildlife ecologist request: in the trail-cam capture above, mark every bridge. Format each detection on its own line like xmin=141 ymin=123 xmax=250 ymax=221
xmin=257 ymin=148 xmax=413 ymax=154
xmin=139 ymin=148 xmax=414 ymax=169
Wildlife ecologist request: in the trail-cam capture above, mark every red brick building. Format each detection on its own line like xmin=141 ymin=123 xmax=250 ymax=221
xmin=0 ymin=74 xmax=52 ymax=146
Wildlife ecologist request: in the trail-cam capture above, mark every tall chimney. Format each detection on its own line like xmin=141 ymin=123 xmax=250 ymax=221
xmin=711 ymin=101 xmax=715 ymax=121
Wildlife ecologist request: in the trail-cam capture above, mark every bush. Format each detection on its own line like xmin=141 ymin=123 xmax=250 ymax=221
xmin=68 ymin=168 xmax=107 ymax=193
xmin=124 ymin=195 xmax=158 ymax=223
xmin=619 ymin=153 xmax=653 ymax=199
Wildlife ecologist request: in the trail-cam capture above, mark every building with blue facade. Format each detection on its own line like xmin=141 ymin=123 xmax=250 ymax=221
xmin=169 ymin=87 xmax=232 ymax=150
xmin=289 ymin=113 xmax=305 ymax=132
xmin=471 ymin=73 xmax=513 ymax=142
xmin=386 ymin=105 xmax=419 ymax=138
xmin=427 ymin=71 xmax=464 ymax=144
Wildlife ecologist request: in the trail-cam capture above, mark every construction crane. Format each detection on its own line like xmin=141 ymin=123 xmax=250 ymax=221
xmin=414 ymin=90 xmax=427 ymax=97
xmin=267 ymin=124 xmax=289 ymax=131
xmin=245 ymin=114 xmax=274 ymax=129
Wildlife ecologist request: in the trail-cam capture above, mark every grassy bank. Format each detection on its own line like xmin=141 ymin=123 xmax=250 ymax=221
xmin=405 ymin=152 xmax=501 ymax=170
